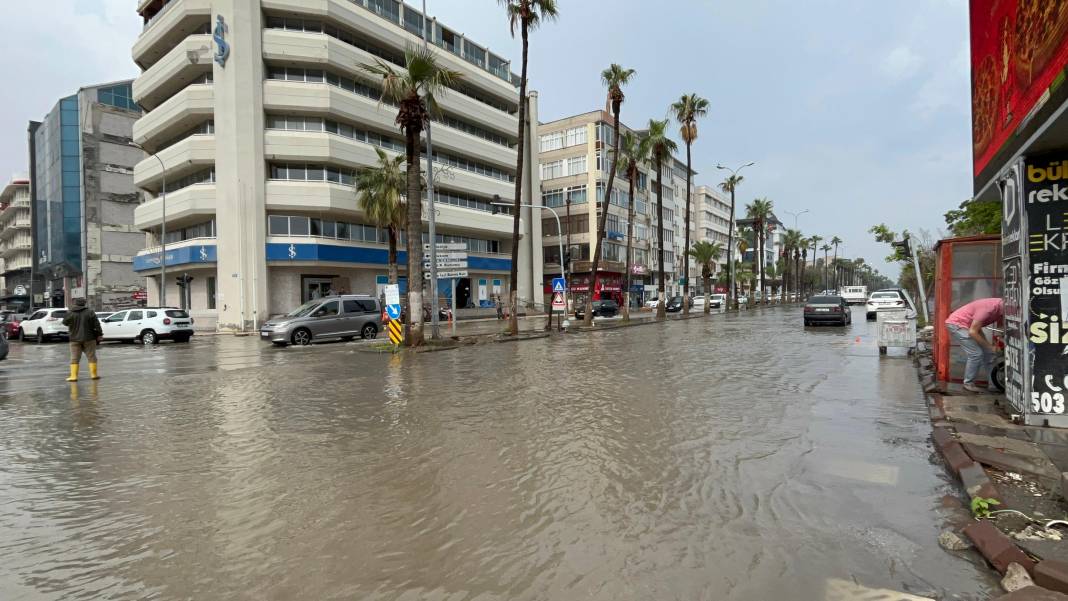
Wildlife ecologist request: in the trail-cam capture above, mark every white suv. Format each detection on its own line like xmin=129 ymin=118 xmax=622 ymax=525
xmin=101 ymin=307 xmax=194 ymax=344
xmin=18 ymin=308 xmax=69 ymax=343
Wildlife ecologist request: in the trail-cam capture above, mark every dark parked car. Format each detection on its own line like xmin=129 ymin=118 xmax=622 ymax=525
xmin=803 ymin=295 xmax=852 ymax=326
xmin=0 ymin=329 xmax=7 ymax=361
xmin=665 ymin=296 xmax=692 ymax=313
xmin=575 ymin=299 xmax=619 ymax=319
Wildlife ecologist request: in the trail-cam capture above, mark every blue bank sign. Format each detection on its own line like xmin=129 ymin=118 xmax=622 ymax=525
xmin=133 ymin=245 xmax=217 ymax=272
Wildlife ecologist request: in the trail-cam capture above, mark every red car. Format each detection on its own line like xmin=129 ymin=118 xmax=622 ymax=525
xmin=2 ymin=314 xmax=26 ymax=339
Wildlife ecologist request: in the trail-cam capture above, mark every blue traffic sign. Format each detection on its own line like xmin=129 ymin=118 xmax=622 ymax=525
xmin=551 ymin=277 xmax=566 ymax=293
xmin=385 ymin=304 xmax=401 ymax=320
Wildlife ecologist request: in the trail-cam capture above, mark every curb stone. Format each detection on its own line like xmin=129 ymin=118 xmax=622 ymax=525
xmin=963 ymin=520 xmax=1037 ymax=575
xmin=1036 ymin=561 xmax=1068 ymax=595
xmin=990 ymin=586 xmax=1068 ymax=600
xmin=959 ymin=462 xmax=1002 ymax=502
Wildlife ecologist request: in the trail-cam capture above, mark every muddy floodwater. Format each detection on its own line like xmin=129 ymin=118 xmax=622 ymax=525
xmin=0 ymin=307 xmax=997 ymax=599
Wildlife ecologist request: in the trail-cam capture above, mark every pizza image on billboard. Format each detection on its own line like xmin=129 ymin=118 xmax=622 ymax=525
xmin=971 ymin=0 xmax=1068 ymax=177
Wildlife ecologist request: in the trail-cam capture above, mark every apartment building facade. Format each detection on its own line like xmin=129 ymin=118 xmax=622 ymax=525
xmin=0 ymin=176 xmax=32 ymax=310
xmin=131 ymin=0 xmax=541 ymax=331
xmin=28 ymin=82 xmax=146 ymax=310
xmin=692 ymin=184 xmax=734 ymax=292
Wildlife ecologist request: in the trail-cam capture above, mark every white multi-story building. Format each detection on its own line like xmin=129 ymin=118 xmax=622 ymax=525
xmin=0 ymin=176 xmax=32 ymax=309
xmin=692 ymin=184 xmax=734 ymax=290
xmin=131 ymin=0 xmax=541 ymax=331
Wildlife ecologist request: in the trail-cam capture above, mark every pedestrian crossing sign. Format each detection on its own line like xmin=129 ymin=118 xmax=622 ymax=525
xmin=551 ymin=277 xmax=566 ymax=293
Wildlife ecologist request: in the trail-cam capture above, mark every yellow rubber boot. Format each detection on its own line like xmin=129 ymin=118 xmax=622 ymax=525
xmin=89 ymin=363 xmax=100 ymax=380
xmin=66 ymin=364 xmax=79 ymax=382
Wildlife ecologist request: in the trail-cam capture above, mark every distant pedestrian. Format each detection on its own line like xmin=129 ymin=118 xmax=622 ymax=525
xmin=62 ymin=297 xmax=103 ymax=382
xmin=945 ymin=297 xmax=1003 ymax=393
xmin=494 ymin=294 xmax=503 ymax=320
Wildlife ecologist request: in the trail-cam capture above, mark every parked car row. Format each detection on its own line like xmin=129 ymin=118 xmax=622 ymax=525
xmin=0 ymin=307 xmax=193 ymax=344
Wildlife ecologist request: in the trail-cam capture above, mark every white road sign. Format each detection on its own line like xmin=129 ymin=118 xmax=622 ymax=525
xmin=423 ymin=261 xmax=468 ymax=269
xmin=384 ymin=284 xmax=400 ymax=306
xmin=422 ymin=252 xmax=468 ymax=260
xmin=423 ymin=243 xmax=467 ymax=251
xmin=424 ymin=270 xmax=469 ymax=279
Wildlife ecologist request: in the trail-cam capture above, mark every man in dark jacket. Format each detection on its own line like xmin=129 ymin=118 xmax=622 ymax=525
xmin=62 ymin=297 xmax=103 ymax=381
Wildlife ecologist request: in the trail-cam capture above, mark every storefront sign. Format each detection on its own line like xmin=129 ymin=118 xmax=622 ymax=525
xmin=1004 ymin=152 xmax=1068 ymax=423
xmin=971 ymin=1 xmax=1068 ymax=178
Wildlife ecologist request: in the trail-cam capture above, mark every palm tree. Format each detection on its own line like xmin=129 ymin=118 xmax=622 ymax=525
xmin=830 ymin=235 xmax=842 ymax=290
xmin=718 ymin=174 xmax=744 ymax=310
xmin=645 ymin=119 xmax=678 ymax=321
xmin=800 ymin=240 xmax=809 ymax=298
xmin=782 ymin=228 xmax=804 ymax=302
xmin=499 ymin=0 xmax=559 ymax=335
xmin=671 ymin=94 xmax=709 ymax=315
xmin=687 ymin=241 xmax=722 ymax=314
xmin=584 ymin=63 xmax=635 ymax=327
xmin=820 ymin=243 xmax=832 ymax=289
xmin=745 ymin=198 xmax=774 ymax=305
xmin=736 ymin=229 xmax=752 ymax=308
xmin=808 ymin=234 xmax=823 ymax=295
xmin=361 ymin=46 xmax=461 ymax=347
xmin=619 ymin=130 xmax=649 ymax=322
xmin=356 ymin=148 xmax=406 ymax=285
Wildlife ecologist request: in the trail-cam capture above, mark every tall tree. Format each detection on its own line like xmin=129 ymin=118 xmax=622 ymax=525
xmin=584 ymin=63 xmax=635 ymax=327
xmin=783 ymin=228 xmax=804 ymax=302
xmin=830 ymin=235 xmax=842 ymax=290
xmin=499 ymin=0 xmax=559 ymax=335
xmin=645 ymin=119 xmax=678 ymax=320
xmin=687 ymin=241 xmax=722 ymax=314
xmin=356 ymin=147 xmax=406 ymax=285
xmin=745 ymin=198 xmax=774 ymax=305
xmin=800 ymin=240 xmax=809 ymax=298
xmin=670 ymin=94 xmax=710 ymax=315
xmin=718 ymin=174 xmax=744 ymax=310
xmin=619 ymin=130 xmax=649 ymax=322
xmin=736 ymin=228 xmax=752 ymax=308
xmin=820 ymin=243 xmax=832 ymax=289
xmin=361 ymin=46 xmax=461 ymax=347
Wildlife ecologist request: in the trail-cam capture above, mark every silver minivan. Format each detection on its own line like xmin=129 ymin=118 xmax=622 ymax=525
xmin=260 ymin=295 xmax=382 ymax=346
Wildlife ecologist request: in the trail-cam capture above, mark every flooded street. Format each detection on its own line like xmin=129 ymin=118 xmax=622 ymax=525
xmin=0 ymin=306 xmax=996 ymax=600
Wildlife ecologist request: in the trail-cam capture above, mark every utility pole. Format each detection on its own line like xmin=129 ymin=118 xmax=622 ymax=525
xmin=422 ymin=0 xmax=441 ymax=339
xmin=717 ymin=162 xmax=754 ymax=310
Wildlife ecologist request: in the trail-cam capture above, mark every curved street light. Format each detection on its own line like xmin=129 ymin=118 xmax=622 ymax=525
xmin=129 ymin=141 xmax=166 ymax=306
xmin=716 ymin=162 xmax=754 ymax=309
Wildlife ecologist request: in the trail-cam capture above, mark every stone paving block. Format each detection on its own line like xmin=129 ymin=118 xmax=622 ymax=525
xmin=990 ymin=586 xmax=1068 ymax=600
xmin=942 ymin=442 xmax=976 ymax=476
xmin=1062 ymin=472 xmax=1068 ymax=502
xmin=958 ymin=432 xmax=1063 ymax=481
xmin=959 ymin=462 xmax=1001 ymax=501
xmin=930 ymin=404 xmax=946 ymax=422
xmin=1036 ymin=561 xmax=1068 ymax=595
xmin=964 ymin=521 xmax=1037 ymax=575
xmin=932 ymin=427 xmax=956 ymax=451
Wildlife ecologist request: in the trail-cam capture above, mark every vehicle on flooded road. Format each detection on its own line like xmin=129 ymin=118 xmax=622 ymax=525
xmin=101 ymin=308 xmax=194 ymax=344
xmin=575 ymin=299 xmax=619 ymax=319
xmin=17 ymin=308 xmax=69 ymax=342
xmin=261 ymin=295 xmax=382 ymax=346
xmin=840 ymin=285 xmax=868 ymax=305
xmin=665 ymin=296 xmax=691 ymax=313
xmin=803 ymin=295 xmax=852 ymax=327
xmin=865 ymin=290 xmax=908 ymax=320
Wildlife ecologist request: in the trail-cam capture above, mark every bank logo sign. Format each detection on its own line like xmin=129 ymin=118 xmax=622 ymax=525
xmin=213 ymin=15 xmax=229 ymax=67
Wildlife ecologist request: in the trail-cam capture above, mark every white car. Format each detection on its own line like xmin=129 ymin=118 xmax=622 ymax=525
xmin=644 ymin=297 xmax=661 ymax=309
xmin=841 ymin=286 xmax=868 ymax=305
xmin=710 ymin=293 xmax=727 ymax=308
xmin=101 ymin=307 xmax=194 ymax=344
xmin=865 ymin=290 xmax=908 ymax=320
xmin=17 ymin=308 xmax=69 ymax=343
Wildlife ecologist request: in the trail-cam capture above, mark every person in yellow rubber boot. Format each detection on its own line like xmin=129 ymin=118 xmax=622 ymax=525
xmin=62 ymin=297 xmax=103 ymax=381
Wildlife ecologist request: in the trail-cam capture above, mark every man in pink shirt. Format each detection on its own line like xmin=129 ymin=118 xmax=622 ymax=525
xmin=945 ymin=297 xmax=1003 ymax=392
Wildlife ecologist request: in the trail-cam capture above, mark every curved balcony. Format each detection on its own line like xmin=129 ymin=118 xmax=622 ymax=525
xmin=133 ymin=84 xmax=214 ymax=149
xmin=261 ymin=28 xmax=517 ymax=137
xmin=133 ymin=134 xmax=215 ymax=190
xmin=263 ymin=129 xmax=512 ymax=200
xmin=260 ymin=0 xmax=517 ymax=107
xmin=133 ymin=34 xmax=212 ymax=111
xmin=133 ymin=0 xmax=212 ymax=70
xmin=134 ymin=183 xmax=217 ymax=230
xmin=261 ymin=80 xmax=514 ymax=168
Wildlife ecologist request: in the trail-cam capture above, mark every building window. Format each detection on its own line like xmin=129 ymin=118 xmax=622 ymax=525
xmin=97 ymin=84 xmax=141 ymax=113
xmin=207 ymin=276 xmax=216 ymax=309
xmin=540 ymin=131 xmax=563 ymax=152
xmin=366 ymin=0 xmax=400 ymax=22
xmin=541 ymin=160 xmax=563 ymax=180
xmin=567 ymin=155 xmax=587 ymax=176
xmin=565 ymin=126 xmax=587 ymax=147
xmin=542 ymin=184 xmax=587 ymax=208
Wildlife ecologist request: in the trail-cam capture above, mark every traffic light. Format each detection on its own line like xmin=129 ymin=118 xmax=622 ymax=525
xmin=176 ymin=274 xmax=195 ymax=288
xmin=891 ymin=237 xmax=912 ymax=259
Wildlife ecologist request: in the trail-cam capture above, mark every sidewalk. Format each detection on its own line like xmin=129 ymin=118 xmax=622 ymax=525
xmin=918 ymin=355 xmax=1068 ymax=598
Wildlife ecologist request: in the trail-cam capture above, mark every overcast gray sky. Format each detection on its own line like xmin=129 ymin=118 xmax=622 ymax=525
xmin=0 ymin=0 xmax=971 ymax=277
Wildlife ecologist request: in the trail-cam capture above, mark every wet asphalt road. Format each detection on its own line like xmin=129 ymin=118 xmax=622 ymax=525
xmin=0 ymin=306 xmax=998 ymax=600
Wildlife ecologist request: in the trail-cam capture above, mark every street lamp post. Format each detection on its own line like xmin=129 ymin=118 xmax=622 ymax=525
xmin=782 ymin=208 xmax=809 ymax=229
xmin=421 ymin=0 xmax=441 ymax=339
xmin=716 ymin=162 xmax=754 ymax=311
xmin=493 ymin=201 xmax=569 ymax=330
xmin=129 ymin=141 xmax=166 ymax=306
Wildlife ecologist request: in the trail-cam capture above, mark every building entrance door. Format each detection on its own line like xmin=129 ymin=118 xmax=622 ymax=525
xmin=302 ymin=276 xmax=335 ymax=302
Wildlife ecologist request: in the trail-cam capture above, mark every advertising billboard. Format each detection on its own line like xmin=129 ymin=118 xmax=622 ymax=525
xmin=971 ymin=0 xmax=1068 ymax=178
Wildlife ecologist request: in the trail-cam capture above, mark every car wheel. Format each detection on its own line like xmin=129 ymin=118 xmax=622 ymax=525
xmin=16 ymin=328 xmax=24 ymax=342
xmin=272 ymin=341 xmax=287 ymax=347
xmin=360 ymin=324 xmax=377 ymax=340
xmin=36 ymin=329 xmax=45 ymax=344
xmin=141 ymin=329 xmax=159 ymax=345
xmin=173 ymin=335 xmax=191 ymax=343
xmin=804 ymin=319 xmax=810 ymax=326
xmin=291 ymin=328 xmax=312 ymax=346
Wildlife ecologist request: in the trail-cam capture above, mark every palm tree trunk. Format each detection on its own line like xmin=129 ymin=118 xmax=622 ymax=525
xmin=623 ymin=172 xmax=635 ymax=322
xmin=703 ymin=273 xmax=711 ymax=314
xmin=387 ymin=226 xmax=398 ymax=285
xmin=585 ymin=105 xmax=622 ymax=327
xmin=726 ymin=187 xmax=736 ymax=311
xmin=832 ymin=246 xmax=838 ymax=289
xmin=682 ymin=142 xmax=692 ymax=315
xmin=655 ymin=157 xmax=666 ymax=321
xmin=507 ymin=22 xmax=530 ymax=336
xmin=404 ymin=127 xmax=424 ymax=347
xmin=758 ymin=221 xmax=766 ymax=306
